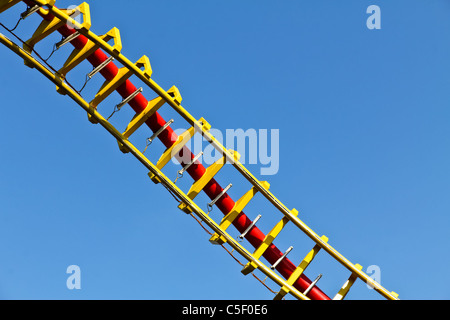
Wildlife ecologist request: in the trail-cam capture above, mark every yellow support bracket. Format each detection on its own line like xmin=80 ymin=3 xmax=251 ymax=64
xmin=102 ymin=27 xmax=122 ymax=55
xmin=241 ymin=209 xmax=299 ymax=275
xmin=123 ymin=86 xmax=181 ymax=140
xmin=333 ymin=263 xmax=363 ymax=300
xmin=149 ymin=118 xmax=210 ymax=184
xmin=90 ymin=54 xmax=152 ymax=108
xmin=58 ymin=27 xmax=122 ymax=81
xmin=273 ymin=235 xmax=328 ymax=300
xmin=155 ymin=126 xmax=196 ymax=172
xmin=88 ymin=55 xmax=151 ymax=123
xmin=209 ymin=181 xmax=271 ymax=245
xmin=57 ymin=39 xmax=98 ymax=82
xmin=23 ymin=6 xmax=76 ymax=55
xmin=119 ymin=86 xmax=182 ymax=153
xmin=89 ymin=67 xmax=132 ymax=109
xmin=23 ymin=2 xmax=90 ymax=61
xmin=136 ymin=54 xmax=152 ymax=80
xmin=0 ymin=0 xmax=22 ymax=14
xmin=71 ymin=2 xmax=91 ymax=32
xmin=178 ymin=150 xmax=240 ymax=214
xmin=168 ymin=85 xmax=182 ymax=105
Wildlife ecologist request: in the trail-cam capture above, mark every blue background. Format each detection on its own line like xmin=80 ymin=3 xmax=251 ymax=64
xmin=0 ymin=0 xmax=449 ymax=299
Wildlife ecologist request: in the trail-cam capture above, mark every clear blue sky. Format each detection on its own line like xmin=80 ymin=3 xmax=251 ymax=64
xmin=0 ymin=0 xmax=449 ymax=300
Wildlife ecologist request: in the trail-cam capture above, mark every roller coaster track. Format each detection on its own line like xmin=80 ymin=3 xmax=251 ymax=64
xmin=0 ymin=0 xmax=399 ymax=300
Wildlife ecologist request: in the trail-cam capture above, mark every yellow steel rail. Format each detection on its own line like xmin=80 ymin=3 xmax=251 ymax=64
xmin=0 ymin=0 xmax=399 ymax=300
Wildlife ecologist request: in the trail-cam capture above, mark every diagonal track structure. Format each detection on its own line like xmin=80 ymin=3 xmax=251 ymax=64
xmin=0 ymin=0 xmax=399 ymax=300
